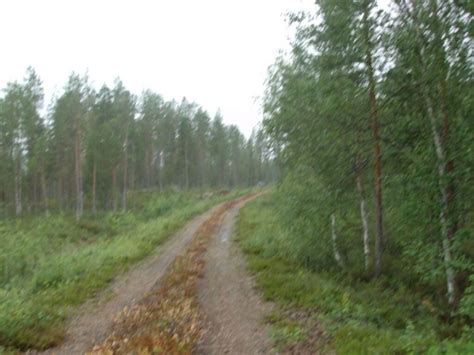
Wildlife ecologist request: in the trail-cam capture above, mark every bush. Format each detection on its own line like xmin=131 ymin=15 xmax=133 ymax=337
xmin=235 ymin=194 xmax=474 ymax=353
xmin=0 ymin=189 xmax=248 ymax=350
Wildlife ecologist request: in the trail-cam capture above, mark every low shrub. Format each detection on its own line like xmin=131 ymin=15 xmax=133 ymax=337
xmin=0 ymin=189 xmax=248 ymax=350
xmin=235 ymin=193 xmax=474 ymax=353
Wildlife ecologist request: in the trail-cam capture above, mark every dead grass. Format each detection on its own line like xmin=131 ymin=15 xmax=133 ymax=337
xmin=87 ymin=194 xmax=255 ymax=354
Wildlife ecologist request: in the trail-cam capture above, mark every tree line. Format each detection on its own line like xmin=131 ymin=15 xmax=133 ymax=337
xmin=264 ymin=0 xmax=472 ymax=314
xmin=0 ymin=69 xmax=275 ymax=220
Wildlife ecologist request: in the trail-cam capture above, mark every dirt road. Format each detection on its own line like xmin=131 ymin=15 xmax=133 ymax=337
xmin=37 ymin=195 xmax=270 ymax=354
xmin=197 ymin=197 xmax=271 ymax=354
xmin=39 ymin=203 xmax=224 ymax=355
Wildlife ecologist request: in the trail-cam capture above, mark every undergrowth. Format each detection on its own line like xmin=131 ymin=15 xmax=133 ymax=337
xmin=87 ymin=195 xmax=251 ymax=354
xmin=0 ymin=189 xmax=248 ymax=351
xmin=235 ymin=193 xmax=474 ymax=354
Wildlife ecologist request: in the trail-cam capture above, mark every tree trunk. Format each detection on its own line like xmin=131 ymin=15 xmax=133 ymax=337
xmin=122 ymin=129 xmax=129 ymax=211
xmin=424 ymin=88 xmax=457 ymax=307
xmin=158 ymin=150 xmax=164 ymax=192
xmin=92 ymin=159 xmax=97 ymax=214
xmin=331 ymin=213 xmax=344 ymax=268
xmin=144 ymin=148 xmax=150 ymax=188
xmin=184 ymin=138 xmax=189 ymax=189
xmin=58 ymin=168 xmax=64 ymax=211
xmin=74 ymin=114 xmax=83 ymax=222
xmin=32 ymin=171 xmax=38 ymax=212
xmin=14 ymin=150 xmax=22 ymax=216
xmin=409 ymin=0 xmax=458 ymax=307
xmin=356 ymin=174 xmax=370 ymax=271
xmin=200 ymin=150 xmax=205 ymax=188
xmin=130 ymin=144 xmax=136 ymax=191
xmin=150 ymin=141 xmax=156 ymax=187
xmin=424 ymin=85 xmax=457 ymax=307
xmin=439 ymin=81 xmax=458 ymax=239
xmin=363 ymin=4 xmax=384 ymax=277
xmin=112 ymin=166 xmax=117 ymax=212
xmin=40 ymin=162 xmax=49 ymax=216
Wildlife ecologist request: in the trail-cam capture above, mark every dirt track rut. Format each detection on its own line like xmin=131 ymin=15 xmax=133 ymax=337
xmin=38 ymin=203 xmax=223 ymax=355
xmin=36 ymin=195 xmax=270 ymax=354
xmin=197 ymin=198 xmax=271 ymax=354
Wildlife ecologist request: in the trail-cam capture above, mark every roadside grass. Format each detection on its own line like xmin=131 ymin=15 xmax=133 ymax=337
xmin=87 ymin=196 xmax=250 ymax=354
xmin=0 ymin=189 xmax=248 ymax=351
xmin=235 ymin=193 xmax=474 ymax=354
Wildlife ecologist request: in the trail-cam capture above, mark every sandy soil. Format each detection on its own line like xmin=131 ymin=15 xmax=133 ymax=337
xmin=35 ymin=203 xmax=223 ymax=355
xmin=30 ymin=195 xmax=271 ymax=355
xmin=197 ymin=198 xmax=272 ymax=355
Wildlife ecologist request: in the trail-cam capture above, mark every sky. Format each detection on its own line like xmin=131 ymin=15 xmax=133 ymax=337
xmin=0 ymin=0 xmax=313 ymax=137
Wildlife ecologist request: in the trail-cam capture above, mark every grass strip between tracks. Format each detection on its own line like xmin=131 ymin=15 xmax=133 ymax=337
xmin=88 ymin=194 xmax=254 ymax=354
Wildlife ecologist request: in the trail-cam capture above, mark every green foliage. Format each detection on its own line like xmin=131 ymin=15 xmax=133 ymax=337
xmin=263 ymin=0 xmax=473 ymax=333
xmin=0 ymin=190 xmax=246 ymax=350
xmin=266 ymin=313 xmax=308 ymax=351
xmin=460 ymin=275 xmax=474 ymax=318
xmin=236 ymin=194 xmax=474 ymax=353
xmin=0 ymin=68 xmax=275 ymax=218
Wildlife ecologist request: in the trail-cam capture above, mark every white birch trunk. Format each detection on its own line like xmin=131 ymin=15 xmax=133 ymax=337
xmin=409 ymin=1 xmax=457 ymax=305
xmin=356 ymin=175 xmax=370 ymax=271
xmin=426 ymin=94 xmax=456 ymax=306
xmin=331 ymin=213 xmax=344 ymax=268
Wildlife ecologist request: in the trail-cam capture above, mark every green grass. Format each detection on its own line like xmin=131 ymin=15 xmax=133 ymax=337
xmin=0 ymin=189 xmax=248 ymax=351
xmin=235 ymin=193 xmax=474 ymax=354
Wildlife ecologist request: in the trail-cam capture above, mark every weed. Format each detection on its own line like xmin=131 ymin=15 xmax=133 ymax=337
xmin=0 ymin=189 xmax=249 ymax=350
xmin=235 ymin=193 xmax=474 ymax=354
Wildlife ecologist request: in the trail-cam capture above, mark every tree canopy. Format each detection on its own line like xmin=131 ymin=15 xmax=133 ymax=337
xmin=0 ymin=71 xmax=276 ymax=218
xmin=263 ymin=0 xmax=473 ymax=317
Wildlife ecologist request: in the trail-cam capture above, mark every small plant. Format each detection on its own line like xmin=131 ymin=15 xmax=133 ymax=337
xmin=0 ymin=189 xmax=248 ymax=351
xmin=235 ymin=194 xmax=474 ymax=354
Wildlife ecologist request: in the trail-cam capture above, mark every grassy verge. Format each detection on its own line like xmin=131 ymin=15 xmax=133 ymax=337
xmin=88 ymin=196 xmax=250 ymax=354
xmin=235 ymin=193 xmax=474 ymax=354
xmin=0 ymin=189 xmax=249 ymax=351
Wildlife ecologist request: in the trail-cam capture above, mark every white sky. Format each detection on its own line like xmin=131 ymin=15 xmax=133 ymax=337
xmin=0 ymin=0 xmax=313 ymax=136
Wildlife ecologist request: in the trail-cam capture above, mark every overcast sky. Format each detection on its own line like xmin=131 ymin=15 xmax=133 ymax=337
xmin=0 ymin=0 xmax=313 ymax=136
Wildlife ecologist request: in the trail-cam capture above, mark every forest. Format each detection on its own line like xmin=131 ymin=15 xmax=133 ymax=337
xmin=0 ymin=69 xmax=273 ymax=350
xmin=0 ymin=0 xmax=473 ymax=353
xmin=243 ymin=0 xmax=472 ymax=352
xmin=0 ymin=70 xmax=274 ymax=219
